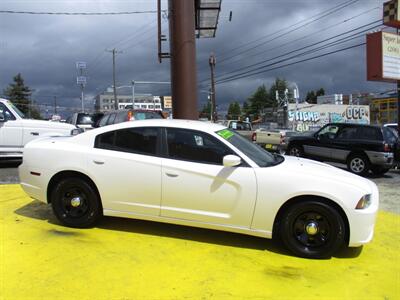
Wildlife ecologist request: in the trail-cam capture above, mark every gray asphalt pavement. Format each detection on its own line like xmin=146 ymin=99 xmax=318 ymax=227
xmin=0 ymin=161 xmax=398 ymax=213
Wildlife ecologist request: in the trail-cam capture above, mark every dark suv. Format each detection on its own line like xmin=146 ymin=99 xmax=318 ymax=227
xmin=96 ymin=109 xmax=164 ymax=128
xmin=286 ymin=123 xmax=396 ymax=176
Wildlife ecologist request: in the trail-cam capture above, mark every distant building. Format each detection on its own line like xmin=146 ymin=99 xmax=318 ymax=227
xmin=95 ymin=91 xmax=162 ymax=112
xmin=317 ymin=94 xmax=343 ymax=105
xmin=370 ymin=92 xmax=398 ymax=124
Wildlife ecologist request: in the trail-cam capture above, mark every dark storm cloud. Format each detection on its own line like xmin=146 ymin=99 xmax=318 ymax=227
xmin=0 ymin=0 xmax=394 ymax=116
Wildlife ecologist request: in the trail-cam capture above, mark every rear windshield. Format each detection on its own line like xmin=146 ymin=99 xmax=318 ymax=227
xmin=134 ymin=112 xmax=163 ymax=120
xmin=77 ymin=114 xmax=94 ymax=125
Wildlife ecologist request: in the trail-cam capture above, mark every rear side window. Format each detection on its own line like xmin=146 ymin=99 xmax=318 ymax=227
xmin=95 ymin=127 xmax=159 ymax=156
xmin=95 ymin=131 xmax=115 ymax=150
xmin=115 ymin=111 xmax=128 ymax=124
xmin=114 ymin=127 xmax=158 ymax=155
xmin=356 ymin=127 xmax=382 ymax=141
xmin=98 ymin=114 xmax=110 ymax=127
xmin=166 ymin=128 xmax=233 ymax=165
xmin=107 ymin=113 xmax=117 ymax=125
xmin=336 ymin=127 xmax=358 ymax=140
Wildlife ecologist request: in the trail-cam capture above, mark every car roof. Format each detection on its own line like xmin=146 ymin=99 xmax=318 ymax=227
xmin=73 ymin=119 xmax=227 ymax=143
xmin=326 ymin=123 xmax=382 ymax=129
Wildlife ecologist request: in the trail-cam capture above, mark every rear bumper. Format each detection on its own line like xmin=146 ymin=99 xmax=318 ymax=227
xmin=366 ymin=151 xmax=393 ymax=168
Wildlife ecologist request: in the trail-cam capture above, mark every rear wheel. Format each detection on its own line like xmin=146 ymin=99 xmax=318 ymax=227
xmin=347 ymin=154 xmax=370 ymax=176
xmin=51 ymin=177 xmax=102 ymax=228
xmin=287 ymin=145 xmax=303 ymax=157
xmin=279 ymin=201 xmax=346 ymax=258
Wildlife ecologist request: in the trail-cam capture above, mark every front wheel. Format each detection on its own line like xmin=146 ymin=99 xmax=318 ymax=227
xmin=279 ymin=201 xmax=346 ymax=258
xmin=51 ymin=177 xmax=102 ymax=228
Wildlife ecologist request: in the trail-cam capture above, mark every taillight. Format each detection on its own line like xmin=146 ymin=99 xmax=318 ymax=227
xmin=280 ymin=133 xmax=284 ymax=145
xmin=383 ymin=143 xmax=392 ymax=152
xmin=252 ymin=132 xmax=256 ymax=142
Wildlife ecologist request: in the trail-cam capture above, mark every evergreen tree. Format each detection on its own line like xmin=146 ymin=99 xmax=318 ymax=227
xmin=3 ymin=73 xmax=32 ymax=115
xmin=247 ymin=84 xmax=269 ymax=115
xmin=227 ymin=101 xmax=241 ymax=119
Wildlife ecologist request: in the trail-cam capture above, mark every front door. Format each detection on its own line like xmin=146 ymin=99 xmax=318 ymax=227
xmin=161 ymin=128 xmax=257 ymax=227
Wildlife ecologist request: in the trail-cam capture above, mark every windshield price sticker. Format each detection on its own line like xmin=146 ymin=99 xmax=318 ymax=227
xmin=217 ymin=129 xmax=234 ymax=140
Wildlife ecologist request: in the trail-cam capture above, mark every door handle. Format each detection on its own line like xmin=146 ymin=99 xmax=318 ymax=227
xmin=30 ymin=132 xmax=39 ymax=136
xmin=93 ymin=160 xmax=105 ymax=165
xmin=166 ymin=173 xmax=178 ymax=178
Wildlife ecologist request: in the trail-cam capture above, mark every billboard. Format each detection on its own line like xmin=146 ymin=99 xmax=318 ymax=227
xmin=367 ymin=31 xmax=400 ymax=83
xmin=288 ymin=104 xmax=370 ymax=132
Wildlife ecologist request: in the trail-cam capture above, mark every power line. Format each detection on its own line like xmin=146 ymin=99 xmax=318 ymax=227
xmin=216 ymin=43 xmax=366 ymax=85
xmin=0 ymin=10 xmax=162 ymax=15
xmin=215 ymin=0 xmax=360 ymax=65
xmin=200 ymin=20 xmax=381 ymax=84
xmin=213 ymin=6 xmax=379 ymax=69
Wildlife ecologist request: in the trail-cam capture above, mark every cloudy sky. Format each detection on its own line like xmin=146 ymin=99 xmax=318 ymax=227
xmin=0 ymin=0 xmax=395 ymax=117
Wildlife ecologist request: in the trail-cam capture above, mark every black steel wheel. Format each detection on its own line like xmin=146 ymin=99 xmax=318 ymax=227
xmin=347 ymin=154 xmax=370 ymax=176
xmin=51 ymin=177 xmax=102 ymax=228
xmin=279 ymin=201 xmax=346 ymax=258
xmin=287 ymin=145 xmax=303 ymax=157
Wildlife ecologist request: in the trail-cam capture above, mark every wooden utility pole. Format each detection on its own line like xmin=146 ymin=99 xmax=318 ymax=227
xmin=209 ymin=53 xmax=216 ymax=122
xmin=168 ymin=0 xmax=198 ymax=119
xmin=106 ymin=48 xmax=122 ymax=110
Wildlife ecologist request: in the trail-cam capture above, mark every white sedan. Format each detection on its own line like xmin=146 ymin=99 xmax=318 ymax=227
xmin=19 ymin=119 xmax=379 ymax=258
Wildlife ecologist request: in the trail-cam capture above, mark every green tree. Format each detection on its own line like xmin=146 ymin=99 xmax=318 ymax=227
xmin=3 ymin=73 xmax=42 ymax=119
xmin=3 ymin=73 xmax=32 ymax=114
xmin=200 ymin=102 xmax=211 ymax=119
xmin=247 ymin=84 xmax=269 ymax=115
xmin=242 ymin=101 xmax=249 ymax=114
xmin=305 ymin=88 xmax=325 ymax=104
xmin=227 ymin=101 xmax=241 ymax=119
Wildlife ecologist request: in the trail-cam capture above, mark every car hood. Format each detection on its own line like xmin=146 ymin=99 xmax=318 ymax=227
xmin=21 ymin=119 xmax=76 ymax=130
xmin=274 ymin=156 xmax=375 ymax=193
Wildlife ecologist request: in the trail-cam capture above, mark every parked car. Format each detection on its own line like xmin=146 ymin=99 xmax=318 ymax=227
xmin=252 ymin=129 xmax=301 ymax=154
xmin=0 ymin=98 xmax=79 ymax=159
xmin=67 ymin=112 xmax=104 ymax=131
xmin=224 ymin=120 xmax=254 ymax=140
xmin=96 ymin=109 xmax=164 ymax=127
xmin=19 ymin=119 xmax=379 ymax=258
xmin=286 ymin=123 xmax=395 ymax=176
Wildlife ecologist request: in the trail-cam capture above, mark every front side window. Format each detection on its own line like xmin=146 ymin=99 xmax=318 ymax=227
xmin=0 ymin=103 xmax=16 ymax=121
xmin=317 ymin=125 xmax=339 ymax=140
xmin=166 ymin=128 xmax=233 ymax=165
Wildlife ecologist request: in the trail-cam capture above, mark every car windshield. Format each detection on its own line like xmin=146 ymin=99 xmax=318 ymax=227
xmin=216 ymin=129 xmax=283 ymax=167
xmin=8 ymin=101 xmax=25 ymax=118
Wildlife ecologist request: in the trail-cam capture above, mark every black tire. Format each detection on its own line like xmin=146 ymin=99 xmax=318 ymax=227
xmin=371 ymin=166 xmax=390 ymax=176
xmin=50 ymin=177 xmax=102 ymax=228
xmin=287 ymin=144 xmax=303 ymax=157
xmin=279 ymin=201 xmax=346 ymax=259
xmin=347 ymin=154 xmax=370 ymax=176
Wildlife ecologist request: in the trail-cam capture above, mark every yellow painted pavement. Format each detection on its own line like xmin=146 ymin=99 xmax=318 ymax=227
xmin=0 ymin=184 xmax=399 ymax=300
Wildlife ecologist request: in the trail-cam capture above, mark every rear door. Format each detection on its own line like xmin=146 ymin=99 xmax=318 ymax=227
xmin=88 ymin=127 xmax=162 ymax=216
xmin=160 ymin=127 xmax=257 ymax=227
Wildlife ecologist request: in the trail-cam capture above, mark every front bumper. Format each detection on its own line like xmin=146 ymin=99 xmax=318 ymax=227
xmin=348 ymin=182 xmax=379 ymax=247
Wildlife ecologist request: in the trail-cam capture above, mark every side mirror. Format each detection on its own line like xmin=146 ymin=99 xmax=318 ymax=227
xmin=0 ymin=112 xmax=5 ymax=122
xmin=223 ymin=155 xmax=241 ymax=167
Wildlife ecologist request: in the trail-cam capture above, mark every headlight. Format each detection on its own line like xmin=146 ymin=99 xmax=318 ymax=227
xmin=355 ymin=194 xmax=372 ymax=209
xmin=71 ymin=128 xmax=84 ymax=135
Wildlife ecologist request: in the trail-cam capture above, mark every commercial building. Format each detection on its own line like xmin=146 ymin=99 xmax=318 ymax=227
xmin=370 ymin=93 xmax=398 ymax=124
xmin=95 ymin=91 xmax=162 ymax=112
